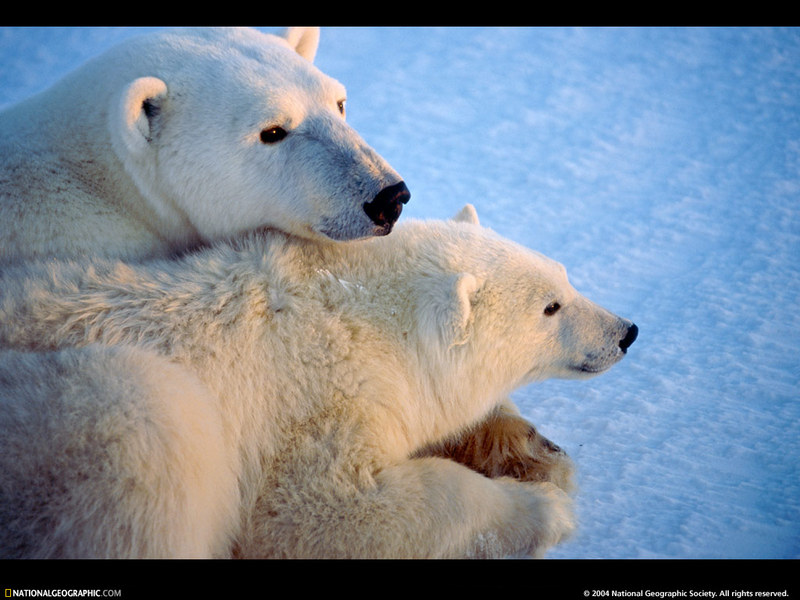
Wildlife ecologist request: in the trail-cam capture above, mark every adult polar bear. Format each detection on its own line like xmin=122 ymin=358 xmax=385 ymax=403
xmin=0 ymin=27 xmax=410 ymax=265
xmin=0 ymin=207 xmax=637 ymax=559
xmin=0 ymin=25 xmax=570 ymax=533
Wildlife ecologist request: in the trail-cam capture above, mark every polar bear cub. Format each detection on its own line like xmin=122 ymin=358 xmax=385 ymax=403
xmin=0 ymin=27 xmax=409 ymax=265
xmin=0 ymin=206 xmax=636 ymax=558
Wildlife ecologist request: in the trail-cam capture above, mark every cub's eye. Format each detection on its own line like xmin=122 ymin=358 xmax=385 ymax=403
xmin=544 ymin=301 xmax=561 ymax=316
xmin=260 ymin=126 xmax=288 ymax=144
xmin=337 ymin=99 xmax=346 ymax=116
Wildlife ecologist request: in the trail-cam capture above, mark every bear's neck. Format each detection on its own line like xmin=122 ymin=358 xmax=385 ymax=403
xmin=0 ymin=67 xmax=202 ymax=261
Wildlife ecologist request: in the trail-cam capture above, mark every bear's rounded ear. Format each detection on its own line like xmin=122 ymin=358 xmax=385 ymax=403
xmin=451 ymin=204 xmax=480 ymax=225
xmin=281 ymin=27 xmax=320 ymax=62
xmin=109 ymin=77 xmax=168 ymax=159
xmin=419 ymin=272 xmax=481 ymax=350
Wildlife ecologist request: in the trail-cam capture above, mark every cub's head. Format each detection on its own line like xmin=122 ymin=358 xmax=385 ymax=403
xmin=109 ymin=27 xmax=409 ymax=245
xmin=410 ymin=205 xmax=637 ymax=396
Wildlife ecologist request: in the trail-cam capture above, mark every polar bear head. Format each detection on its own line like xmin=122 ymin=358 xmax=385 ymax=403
xmin=109 ymin=27 xmax=409 ymax=243
xmin=407 ymin=206 xmax=637 ymax=400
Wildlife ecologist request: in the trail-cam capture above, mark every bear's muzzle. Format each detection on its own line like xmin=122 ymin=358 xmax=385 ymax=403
xmin=363 ymin=181 xmax=411 ymax=235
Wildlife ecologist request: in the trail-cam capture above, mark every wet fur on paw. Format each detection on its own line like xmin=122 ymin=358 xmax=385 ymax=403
xmin=417 ymin=403 xmax=575 ymax=493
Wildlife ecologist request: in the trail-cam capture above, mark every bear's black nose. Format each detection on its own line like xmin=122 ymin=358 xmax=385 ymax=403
xmin=619 ymin=323 xmax=638 ymax=353
xmin=363 ymin=181 xmax=410 ymax=232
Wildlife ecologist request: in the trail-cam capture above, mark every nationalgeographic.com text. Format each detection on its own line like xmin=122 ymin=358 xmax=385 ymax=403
xmin=5 ymin=590 xmax=122 ymax=598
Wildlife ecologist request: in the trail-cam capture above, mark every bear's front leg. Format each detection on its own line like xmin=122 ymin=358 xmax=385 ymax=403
xmin=417 ymin=399 xmax=575 ymax=493
xmin=375 ymin=458 xmax=575 ymax=558
xmin=245 ymin=455 xmax=574 ymax=558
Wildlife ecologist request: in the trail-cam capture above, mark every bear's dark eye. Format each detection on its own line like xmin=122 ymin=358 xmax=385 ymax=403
xmin=544 ymin=302 xmax=561 ymax=316
xmin=337 ymin=99 xmax=346 ymax=116
xmin=260 ymin=127 xmax=288 ymax=144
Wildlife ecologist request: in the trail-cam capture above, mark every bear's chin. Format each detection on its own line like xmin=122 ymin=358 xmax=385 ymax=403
xmin=317 ymin=223 xmax=394 ymax=241
xmin=571 ymin=361 xmax=618 ymax=378
xmin=575 ymin=365 xmax=606 ymax=376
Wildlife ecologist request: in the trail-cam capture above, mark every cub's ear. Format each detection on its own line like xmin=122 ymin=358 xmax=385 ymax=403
xmin=110 ymin=77 xmax=168 ymax=159
xmin=281 ymin=27 xmax=320 ymax=62
xmin=418 ymin=273 xmax=481 ymax=349
xmin=451 ymin=204 xmax=480 ymax=225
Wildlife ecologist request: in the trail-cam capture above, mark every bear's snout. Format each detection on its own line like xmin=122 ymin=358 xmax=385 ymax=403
xmin=619 ymin=323 xmax=638 ymax=353
xmin=363 ymin=181 xmax=411 ymax=234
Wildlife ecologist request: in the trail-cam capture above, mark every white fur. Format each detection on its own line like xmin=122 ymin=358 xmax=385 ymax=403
xmin=0 ymin=27 xmax=405 ymax=265
xmin=0 ymin=207 xmax=635 ymax=558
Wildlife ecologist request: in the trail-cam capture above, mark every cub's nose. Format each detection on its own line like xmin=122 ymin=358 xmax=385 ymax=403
xmin=363 ymin=181 xmax=411 ymax=233
xmin=619 ymin=323 xmax=638 ymax=353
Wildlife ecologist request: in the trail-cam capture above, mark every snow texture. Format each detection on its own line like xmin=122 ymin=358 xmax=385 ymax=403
xmin=1 ymin=26 xmax=798 ymax=560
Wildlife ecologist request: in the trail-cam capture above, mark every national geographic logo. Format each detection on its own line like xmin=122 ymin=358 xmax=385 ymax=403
xmin=5 ymin=590 xmax=122 ymax=598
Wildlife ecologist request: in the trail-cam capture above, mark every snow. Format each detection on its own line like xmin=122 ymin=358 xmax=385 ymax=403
xmin=1 ymin=26 xmax=798 ymax=563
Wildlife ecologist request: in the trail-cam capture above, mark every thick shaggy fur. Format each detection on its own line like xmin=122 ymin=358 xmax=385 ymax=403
xmin=0 ymin=346 xmax=238 ymax=558
xmin=0 ymin=208 xmax=636 ymax=558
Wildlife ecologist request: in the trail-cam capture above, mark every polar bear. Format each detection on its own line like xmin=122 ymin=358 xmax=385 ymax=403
xmin=0 ymin=27 xmax=409 ymax=265
xmin=0 ymin=206 xmax=637 ymax=558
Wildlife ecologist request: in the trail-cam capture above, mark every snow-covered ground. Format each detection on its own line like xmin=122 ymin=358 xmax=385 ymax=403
xmin=1 ymin=26 xmax=798 ymax=565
